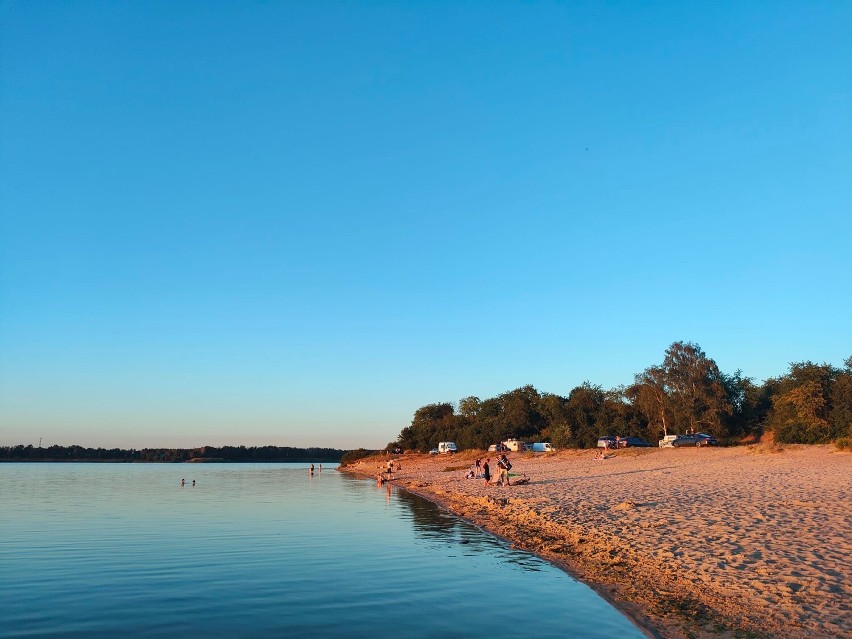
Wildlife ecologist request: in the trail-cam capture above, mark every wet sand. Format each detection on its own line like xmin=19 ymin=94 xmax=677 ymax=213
xmin=342 ymin=444 xmax=850 ymax=639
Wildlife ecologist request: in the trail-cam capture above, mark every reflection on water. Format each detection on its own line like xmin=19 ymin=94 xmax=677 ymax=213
xmin=393 ymin=483 xmax=546 ymax=572
xmin=0 ymin=463 xmax=645 ymax=639
xmin=395 ymin=487 xmax=459 ymax=536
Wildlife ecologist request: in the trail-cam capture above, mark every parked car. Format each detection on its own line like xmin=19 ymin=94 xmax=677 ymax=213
xmin=694 ymin=433 xmax=718 ymax=446
xmin=437 ymin=442 xmax=457 ymax=454
xmin=429 ymin=448 xmax=439 ymax=455
xmin=659 ymin=434 xmax=717 ymax=448
xmin=617 ymin=436 xmax=652 ymax=448
xmin=597 ymin=436 xmax=617 ymax=449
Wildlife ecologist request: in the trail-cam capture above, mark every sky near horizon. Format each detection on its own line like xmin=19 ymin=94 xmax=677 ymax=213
xmin=1 ymin=2 xmax=850 ymax=450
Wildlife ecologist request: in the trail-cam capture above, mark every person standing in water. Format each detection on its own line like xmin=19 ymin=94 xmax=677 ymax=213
xmin=310 ymin=464 xmax=314 ymax=474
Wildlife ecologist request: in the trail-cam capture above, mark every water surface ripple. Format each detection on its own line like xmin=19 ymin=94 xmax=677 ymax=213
xmin=0 ymin=463 xmax=645 ymax=638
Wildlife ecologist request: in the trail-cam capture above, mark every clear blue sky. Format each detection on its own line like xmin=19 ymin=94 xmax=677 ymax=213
xmin=1 ymin=1 xmax=850 ymax=450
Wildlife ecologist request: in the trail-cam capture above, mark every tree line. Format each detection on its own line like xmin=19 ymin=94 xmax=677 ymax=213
xmin=0 ymin=444 xmax=345 ymax=463
xmin=394 ymin=342 xmax=852 ymax=451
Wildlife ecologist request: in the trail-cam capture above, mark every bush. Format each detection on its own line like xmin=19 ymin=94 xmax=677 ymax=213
xmin=834 ymin=437 xmax=852 ymax=451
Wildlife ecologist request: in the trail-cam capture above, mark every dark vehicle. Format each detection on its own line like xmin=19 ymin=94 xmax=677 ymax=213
xmin=694 ymin=433 xmax=718 ymax=447
xmin=617 ymin=436 xmax=653 ymax=448
xmin=661 ymin=433 xmax=718 ymax=448
xmin=596 ymin=436 xmax=617 ymax=449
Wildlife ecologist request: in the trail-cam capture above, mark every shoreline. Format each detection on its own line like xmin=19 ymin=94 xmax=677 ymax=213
xmin=341 ymin=445 xmax=850 ymax=639
xmin=387 ymin=469 xmax=663 ymax=639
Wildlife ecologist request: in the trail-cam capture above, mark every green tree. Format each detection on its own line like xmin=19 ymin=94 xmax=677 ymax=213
xmin=458 ymin=396 xmax=481 ymax=419
xmin=564 ymin=382 xmax=606 ymax=448
xmin=538 ymin=392 xmax=571 ymax=448
xmin=767 ymin=361 xmax=838 ymax=443
xmin=662 ymin=341 xmax=732 ymax=436
xmin=397 ymin=402 xmax=457 ymax=451
xmin=628 ymin=365 xmax=673 ymax=439
xmin=721 ymin=370 xmax=771 ymax=440
xmin=829 ymin=357 xmax=852 ymax=440
xmin=628 ymin=342 xmax=732 ymax=439
xmin=497 ymin=385 xmax=544 ymax=440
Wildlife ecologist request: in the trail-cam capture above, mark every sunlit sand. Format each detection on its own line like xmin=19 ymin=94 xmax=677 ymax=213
xmin=344 ymin=445 xmax=851 ymax=639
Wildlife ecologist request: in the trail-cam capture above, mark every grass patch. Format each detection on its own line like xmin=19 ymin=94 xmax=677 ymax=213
xmin=834 ymin=437 xmax=852 ymax=451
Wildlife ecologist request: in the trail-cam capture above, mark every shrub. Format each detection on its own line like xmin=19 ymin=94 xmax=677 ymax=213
xmin=834 ymin=437 xmax=852 ymax=451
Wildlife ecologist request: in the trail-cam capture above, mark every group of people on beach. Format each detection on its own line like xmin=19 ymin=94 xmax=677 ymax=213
xmin=465 ymin=455 xmax=513 ymax=486
xmin=377 ymin=459 xmax=400 ymax=484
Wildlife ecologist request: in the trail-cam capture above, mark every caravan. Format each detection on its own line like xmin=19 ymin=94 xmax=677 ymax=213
xmin=437 ymin=442 xmax=458 ymax=454
xmin=502 ymin=439 xmax=525 ymax=452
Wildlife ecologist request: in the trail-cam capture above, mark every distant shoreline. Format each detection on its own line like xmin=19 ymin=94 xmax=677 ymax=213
xmin=0 ymin=444 xmax=345 ymax=464
xmin=0 ymin=458 xmax=342 ymax=464
xmin=341 ymin=445 xmax=850 ymax=639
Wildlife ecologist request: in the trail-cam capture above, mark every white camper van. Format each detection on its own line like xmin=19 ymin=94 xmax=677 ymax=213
xmin=437 ymin=442 xmax=458 ymax=454
xmin=502 ymin=439 xmax=525 ymax=452
xmin=530 ymin=442 xmax=553 ymax=452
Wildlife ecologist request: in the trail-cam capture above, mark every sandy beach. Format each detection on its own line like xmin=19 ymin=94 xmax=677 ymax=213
xmin=342 ymin=444 xmax=850 ymax=639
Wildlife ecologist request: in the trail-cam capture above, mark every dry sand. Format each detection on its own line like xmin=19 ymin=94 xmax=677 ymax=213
xmin=343 ymin=444 xmax=850 ymax=639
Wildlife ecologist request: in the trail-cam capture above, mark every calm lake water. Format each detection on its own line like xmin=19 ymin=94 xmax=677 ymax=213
xmin=0 ymin=463 xmax=646 ymax=638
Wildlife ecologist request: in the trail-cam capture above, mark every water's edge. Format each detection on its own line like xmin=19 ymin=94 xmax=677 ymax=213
xmin=338 ymin=466 xmax=659 ymax=639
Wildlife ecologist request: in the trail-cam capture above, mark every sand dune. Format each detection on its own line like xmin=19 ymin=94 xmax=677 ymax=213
xmin=344 ymin=445 xmax=850 ymax=639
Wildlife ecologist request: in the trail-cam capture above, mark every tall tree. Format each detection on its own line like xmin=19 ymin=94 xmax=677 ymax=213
xmin=829 ymin=356 xmax=852 ymax=441
xmin=661 ymin=341 xmax=732 ymax=436
xmin=628 ymin=364 xmax=673 ymax=438
xmin=721 ymin=370 xmax=772 ymax=440
xmin=496 ymin=385 xmax=545 ymax=440
xmin=538 ymin=392 xmax=571 ymax=448
xmin=458 ymin=396 xmax=481 ymax=419
xmin=629 ymin=342 xmax=731 ymax=438
xmin=397 ymin=402 xmax=456 ymax=451
xmin=564 ymin=382 xmax=606 ymax=448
